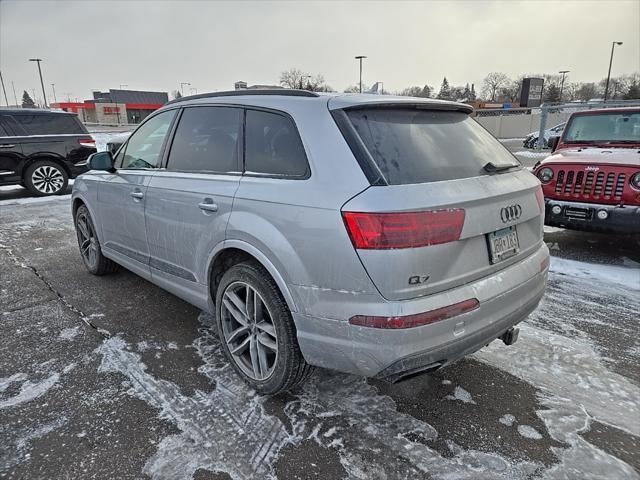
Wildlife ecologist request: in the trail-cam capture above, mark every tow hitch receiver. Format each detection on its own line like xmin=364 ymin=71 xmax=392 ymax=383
xmin=500 ymin=327 xmax=519 ymax=346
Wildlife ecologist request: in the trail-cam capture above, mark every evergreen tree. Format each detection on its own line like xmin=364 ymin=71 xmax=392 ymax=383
xmin=462 ymin=83 xmax=471 ymax=100
xmin=437 ymin=77 xmax=451 ymax=100
xmin=22 ymin=90 xmax=36 ymax=108
xmin=470 ymin=84 xmax=476 ymax=101
xmin=420 ymin=84 xmax=432 ymax=98
xmin=544 ymin=84 xmax=561 ymax=103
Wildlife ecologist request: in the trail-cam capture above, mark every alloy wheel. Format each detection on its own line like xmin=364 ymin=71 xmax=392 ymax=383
xmin=220 ymin=281 xmax=278 ymax=381
xmin=31 ymin=165 xmax=65 ymax=194
xmin=76 ymin=212 xmax=98 ymax=269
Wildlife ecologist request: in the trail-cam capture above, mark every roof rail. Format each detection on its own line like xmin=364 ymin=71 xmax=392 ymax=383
xmin=166 ymin=89 xmax=319 ymax=105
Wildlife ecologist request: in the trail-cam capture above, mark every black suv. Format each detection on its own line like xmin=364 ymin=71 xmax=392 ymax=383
xmin=0 ymin=109 xmax=96 ymax=196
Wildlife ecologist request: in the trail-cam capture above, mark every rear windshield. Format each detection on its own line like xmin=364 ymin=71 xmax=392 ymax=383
xmin=346 ymin=108 xmax=518 ymax=185
xmin=563 ymin=111 xmax=640 ymax=144
xmin=11 ymin=114 xmax=87 ymax=135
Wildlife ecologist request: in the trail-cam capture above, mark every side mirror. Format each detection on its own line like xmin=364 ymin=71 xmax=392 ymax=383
xmin=548 ymin=136 xmax=560 ymax=152
xmin=88 ymin=151 xmax=115 ymax=172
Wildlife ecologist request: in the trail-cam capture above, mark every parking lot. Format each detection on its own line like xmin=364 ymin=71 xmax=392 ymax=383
xmin=1 ymin=188 xmax=639 ymax=480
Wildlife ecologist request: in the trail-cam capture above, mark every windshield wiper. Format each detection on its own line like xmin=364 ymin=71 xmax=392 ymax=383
xmin=484 ymin=161 xmax=519 ymax=173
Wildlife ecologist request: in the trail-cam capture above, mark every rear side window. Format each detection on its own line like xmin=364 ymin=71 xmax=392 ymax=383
xmin=168 ymin=106 xmax=241 ymax=173
xmin=0 ymin=123 xmax=8 ymax=137
xmin=346 ymin=109 xmax=519 ymax=185
xmin=245 ymin=110 xmax=308 ymax=177
xmin=12 ymin=114 xmax=86 ymax=135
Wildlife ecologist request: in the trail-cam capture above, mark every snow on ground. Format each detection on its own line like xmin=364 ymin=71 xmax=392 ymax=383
xmin=550 ymin=256 xmax=640 ymax=290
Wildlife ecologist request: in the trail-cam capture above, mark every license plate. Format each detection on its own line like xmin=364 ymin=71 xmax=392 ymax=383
xmin=487 ymin=226 xmax=520 ymax=264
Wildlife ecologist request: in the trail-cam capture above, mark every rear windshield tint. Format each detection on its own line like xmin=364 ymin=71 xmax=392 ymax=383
xmin=346 ymin=108 xmax=518 ymax=185
xmin=12 ymin=114 xmax=86 ymax=135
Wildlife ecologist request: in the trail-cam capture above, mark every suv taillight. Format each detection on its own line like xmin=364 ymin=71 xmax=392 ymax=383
xmin=342 ymin=209 xmax=465 ymax=249
xmin=78 ymin=138 xmax=96 ymax=148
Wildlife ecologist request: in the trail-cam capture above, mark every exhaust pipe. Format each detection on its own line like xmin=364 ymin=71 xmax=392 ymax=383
xmin=500 ymin=327 xmax=519 ymax=346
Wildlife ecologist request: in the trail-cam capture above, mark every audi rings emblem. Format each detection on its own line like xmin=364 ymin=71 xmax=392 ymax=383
xmin=500 ymin=204 xmax=522 ymax=223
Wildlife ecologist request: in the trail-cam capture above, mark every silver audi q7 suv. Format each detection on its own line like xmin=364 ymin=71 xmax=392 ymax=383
xmin=72 ymin=90 xmax=549 ymax=394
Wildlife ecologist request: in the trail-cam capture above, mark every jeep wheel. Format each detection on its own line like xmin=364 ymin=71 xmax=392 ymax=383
xmin=215 ymin=261 xmax=313 ymax=394
xmin=24 ymin=160 xmax=68 ymax=196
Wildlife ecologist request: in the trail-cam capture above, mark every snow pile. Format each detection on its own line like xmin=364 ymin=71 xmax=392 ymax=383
xmin=550 ymin=256 xmax=640 ymax=291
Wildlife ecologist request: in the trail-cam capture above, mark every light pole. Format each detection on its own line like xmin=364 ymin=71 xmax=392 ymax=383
xmin=355 ymin=55 xmax=367 ymax=93
xmin=51 ymin=83 xmax=57 ymax=103
xmin=180 ymin=82 xmax=190 ymax=96
xmin=604 ymin=41 xmax=623 ymax=102
xmin=29 ymin=58 xmax=48 ymax=108
xmin=558 ymin=70 xmax=569 ymax=102
xmin=0 ymin=70 xmax=9 ymax=106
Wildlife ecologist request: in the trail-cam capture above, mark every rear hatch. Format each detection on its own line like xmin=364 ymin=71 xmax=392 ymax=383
xmin=333 ymin=103 xmax=544 ymax=301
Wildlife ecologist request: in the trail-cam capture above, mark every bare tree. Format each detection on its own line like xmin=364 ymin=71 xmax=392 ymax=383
xmin=344 ymin=84 xmax=367 ymax=93
xmin=481 ymin=72 xmax=510 ymax=101
xmin=398 ymin=85 xmax=432 ymax=97
xmin=279 ymin=68 xmax=329 ymax=91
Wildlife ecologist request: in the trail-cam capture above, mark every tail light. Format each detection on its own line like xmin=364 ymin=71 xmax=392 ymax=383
xmin=349 ymin=298 xmax=479 ymax=329
xmin=534 ymin=186 xmax=545 ymax=213
xmin=342 ymin=209 xmax=465 ymax=249
xmin=78 ymin=137 xmax=96 ymax=148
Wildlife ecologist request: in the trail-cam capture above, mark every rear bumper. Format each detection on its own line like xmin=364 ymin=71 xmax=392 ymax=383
xmin=292 ymin=243 xmax=549 ymax=378
xmin=545 ymin=199 xmax=640 ymax=234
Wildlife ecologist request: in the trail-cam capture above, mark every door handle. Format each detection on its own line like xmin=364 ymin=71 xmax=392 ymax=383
xmin=0 ymin=144 xmax=15 ymax=148
xmin=198 ymin=200 xmax=218 ymax=212
xmin=130 ymin=191 xmax=144 ymax=199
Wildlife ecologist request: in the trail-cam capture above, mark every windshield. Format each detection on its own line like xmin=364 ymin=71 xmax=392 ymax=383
xmin=346 ymin=108 xmax=519 ymax=185
xmin=563 ymin=111 xmax=640 ymax=144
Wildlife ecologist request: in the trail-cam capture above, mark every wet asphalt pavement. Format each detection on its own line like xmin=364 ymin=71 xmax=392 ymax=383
xmin=1 ymin=188 xmax=639 ymax=480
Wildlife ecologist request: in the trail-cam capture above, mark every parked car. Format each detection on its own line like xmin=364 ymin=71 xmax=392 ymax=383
xmin=523 ymin=122 xmax=566 ymax=149
xmin=72 ymin=90 xmax=549 ymax=394
xmin=533 ymin=107 xmax=640 ymax=234
xmin=106 ymin=132 xmax=131 ymax=155
xmin=0 ymin=108 xmax=96 ymax=195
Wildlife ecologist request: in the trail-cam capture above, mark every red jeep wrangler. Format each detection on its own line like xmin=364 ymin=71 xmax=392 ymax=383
xmin=533 ymin=107 xmax=640 ymax=234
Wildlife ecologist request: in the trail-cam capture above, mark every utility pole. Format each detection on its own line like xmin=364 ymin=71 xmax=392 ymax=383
xmin=29 ymin=58 xmax=48 ymax=108
xmin=604 ymin=41 xmax=623 ymax=102
xmin=11 ymin=81 xmax=18 ymax=106
xmin=51 ymin=83 xmax=57 ymax=103
xmin=558 ymin=70 xmax=569 ymax=102
xmin=0 ymin=70 xmax=9 ymax=106
xmin=355 ymin=55 xmax=367 ymax=93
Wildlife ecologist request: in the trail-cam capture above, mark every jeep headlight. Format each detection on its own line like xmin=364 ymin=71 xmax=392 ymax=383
xmin=537 ymin=167 xmax=554 ymax=184
xmin=630 ymin=172 xmax=640 ymax=191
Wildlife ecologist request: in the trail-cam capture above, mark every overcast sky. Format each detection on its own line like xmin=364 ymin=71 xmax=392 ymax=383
xmin=1 ymin=0 xmax=638 ymax=104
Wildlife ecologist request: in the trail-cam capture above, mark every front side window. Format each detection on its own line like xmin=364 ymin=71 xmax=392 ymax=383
xmin=346 ymin=108 xmax=519 ymax=185
xmin=167 ymin=107 xmax=241 ymax=173
xmin=121 ymin=110 xmax=176 ymax=169
xmin=245 ymin=109 xmax=308 ymax=177
xmin=563 ymin=112 xmax=640 ymax=143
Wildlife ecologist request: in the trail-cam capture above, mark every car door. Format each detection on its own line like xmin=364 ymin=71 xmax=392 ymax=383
xmin=97 ymin=109 xmax=177 ymax=278
xmin=0 ymin=116 xmax=25 ymax=184
xmin=144 ymin=106 xmax=242 ymax=305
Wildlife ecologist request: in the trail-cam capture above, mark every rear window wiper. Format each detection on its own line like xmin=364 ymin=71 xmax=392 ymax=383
xmin=483 ymin=161 xmax=519 ymax=173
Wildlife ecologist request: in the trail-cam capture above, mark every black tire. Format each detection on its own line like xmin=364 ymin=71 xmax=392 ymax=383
xmin=215 ymin=260 xmax=313 ymax=394
xmin=23 ymin=160 xmax=69 ymax=197
xmin=74 ymin=205 xmax=119 ymax=276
